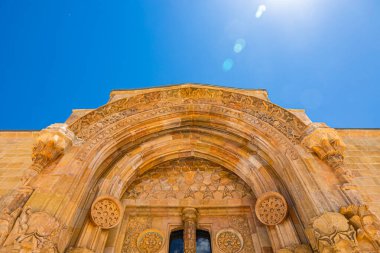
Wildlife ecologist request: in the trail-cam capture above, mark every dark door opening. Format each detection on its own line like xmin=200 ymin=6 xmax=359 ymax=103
xmin=169 ymin=229 xmax=212 ymax=253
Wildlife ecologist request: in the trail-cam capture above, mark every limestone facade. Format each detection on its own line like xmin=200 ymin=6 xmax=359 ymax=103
xmin=0 ymin=84 xmax=379 ymax=253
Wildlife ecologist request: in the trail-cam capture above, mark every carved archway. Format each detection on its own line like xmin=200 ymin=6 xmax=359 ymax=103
xmin=1 ymin=84 xmax=372 ymax=253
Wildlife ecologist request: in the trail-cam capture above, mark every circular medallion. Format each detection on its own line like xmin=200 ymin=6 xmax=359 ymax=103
xmin=137 ymin=229 xmax=164 ymax=253
xmin=255 ymin=191 xmax=288 ymax=226
xmin=90 ymin=195 xmax=123 ymax=229
xmin=216 ymin=229 xmax=244 ymax=253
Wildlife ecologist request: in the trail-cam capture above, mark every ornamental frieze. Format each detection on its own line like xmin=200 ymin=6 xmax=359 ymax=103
xmin=74 ymin=104 xmax=300 ymax=163
xmin=69 ymin=86 xmax=307 ymax=143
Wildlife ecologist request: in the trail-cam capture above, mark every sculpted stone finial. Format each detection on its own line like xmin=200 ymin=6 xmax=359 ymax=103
xmin=305 ymin=212 xmax=359 ymax=253
xmin=340 ymin=205 xmax=380 ymax=251
xmin=302 ymin=123 xmax=352 ymax=183
xmin=31 ymin=123 xmax=80 ymax=173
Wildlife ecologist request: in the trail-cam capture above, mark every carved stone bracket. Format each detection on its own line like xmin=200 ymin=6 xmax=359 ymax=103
xmin=305 ymin=212 xmax=359 ymax=253
xmin=31 ymin=123 xmax=81 ymax=173
xmin=136 ymin=229 xmax=164 ymax=253
xmin=216 ymin=228 xmax=244 ymax=253
xmin=302 ymin=123 xmax=352 ymax=183
xmin=182 ymin=208 xmax=198 ymax=253
xmin=90 ymin=196 xmax=123 ymax=229
xmin=340 ymin=205 xmax=380 ymax=251
xmin=255 ymin=191 xmax=288 ymax=226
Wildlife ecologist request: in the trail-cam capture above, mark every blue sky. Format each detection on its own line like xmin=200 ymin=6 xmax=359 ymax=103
xmin=0 ymin=0 xmax=379 ymax=129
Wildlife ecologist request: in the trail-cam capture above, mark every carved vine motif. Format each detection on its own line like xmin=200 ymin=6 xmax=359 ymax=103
xmin=69 ymin=86 xmax=307 ymax=143
xmin=2 ymin=207 xmax=65 ymax=253
xmin=228 ymin=215 xmax=255 ymax=253
xmin=136 ymin=229 xmax=164 ymax=253
xmin=90 ymin=196 xmax=122 ymax=229
xmin=123 ymin=158 xmax=253 ymax=202
xmin=216 ymin=229 xmax=243 ymax=253
xmin=255 ymin=192 xmax=288 ymax=226
xmin=122 ymin=216 xmax=152 ymax=253
xmin=74 ymin=104 xmax=300 ymax=165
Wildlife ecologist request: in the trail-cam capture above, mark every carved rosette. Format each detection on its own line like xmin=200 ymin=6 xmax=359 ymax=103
xmin=90 ymin=196 xmax=123 ymax=229
xmin=136 ymin=229 xmax=164 ymax=253
xmin=305 ymin=212 xmax=359 ymax=253
xmin=216 ymin=229 xmax=244 ymax=253
xmin=255 ymin=191 xmax=288 ymax=226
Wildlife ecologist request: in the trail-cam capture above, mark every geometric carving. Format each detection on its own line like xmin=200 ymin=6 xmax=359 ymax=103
xmin=305 ymin=212 xmax=358 ymax=253
xmin=228 ymin=215 xmax=255 ymax=253
xmin=90 ymin=196 xmax=123 ymax=229
xmin=124 ymin=158 xmax=253 ymax=202
xmin=216 ymin=228 xmax=244 ymax=253
xmin=137 ymin=229 xmax=164 ymax=253
xmin=255 ymin=191 xmax=288 ymax=226
xmin=122 ymin=216 xmax=152 ymax=253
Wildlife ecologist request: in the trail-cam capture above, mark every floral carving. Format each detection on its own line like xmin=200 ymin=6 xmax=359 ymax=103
xmin=228 ymin=215 xmax=255 ymax=253
xmin=340 ymin=205 xmax=380 ymax=251
xmin=255 ymin=192 xmax=288 ymax=226
xmin=90 ymin=196 xmax=122 ymax=229
xmin=2 ymin=207 xmax=66 ymax=252
xmin=305 ymin=212 xmax=359 ymax=253
xmin=69 ymin=85 xmax=307 ymax=143
xmin=216 ymin=229 xmax=243 ymax=253
xmin=137 ymin=229 xmax=164 ymax=253
xmin=122 ymin=216 xmax=152 ymax=253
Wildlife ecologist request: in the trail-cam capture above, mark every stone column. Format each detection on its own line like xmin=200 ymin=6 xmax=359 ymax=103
xmin=182 ymin=208 xmax=198 ymax=253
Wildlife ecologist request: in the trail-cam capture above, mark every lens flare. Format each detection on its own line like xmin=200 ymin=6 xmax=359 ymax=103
xmin=222 ymin=59 xmax=234 ymax=71
xmin=256 ymin=4 xmax=266 ymax=18
xmin=233 ymin=39 xmax=246 ymax=53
